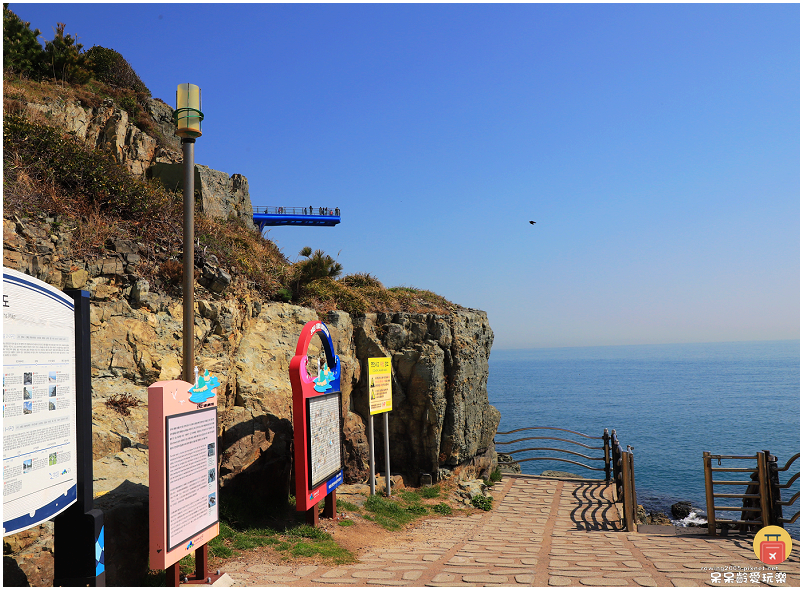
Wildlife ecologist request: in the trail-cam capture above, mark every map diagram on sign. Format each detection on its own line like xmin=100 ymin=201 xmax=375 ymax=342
xmin=306 ymin=393 xmax=342 ymax=489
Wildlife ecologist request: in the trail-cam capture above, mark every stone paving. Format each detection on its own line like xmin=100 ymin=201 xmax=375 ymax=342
xmin=220 ymin=475 xmax=800 ymax=587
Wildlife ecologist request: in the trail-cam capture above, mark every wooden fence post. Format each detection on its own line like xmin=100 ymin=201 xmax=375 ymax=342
xmin=628 ymin=450 xmax=638 ymax=529
xmin=703 ymin=452 xmax=716 ymax=536
xmin=612 ymin=430 xmax=622 ymax=499
xmin=764 ymin=451 xmax=783 ymax=526
xmin=756 ymin=451 xmax=771 ymax=528
xmin=621 ymin=451 xmax=636 ymax=532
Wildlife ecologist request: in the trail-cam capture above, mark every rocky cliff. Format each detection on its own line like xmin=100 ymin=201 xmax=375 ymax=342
xmin=2 ymin=93 xmax=499 ymax=586
xmin=11 ymin=95 xmax=256 ymax=229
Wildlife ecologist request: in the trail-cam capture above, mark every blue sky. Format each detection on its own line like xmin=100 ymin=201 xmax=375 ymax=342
xmin=10 ymin=3 xmax=800 ymax=349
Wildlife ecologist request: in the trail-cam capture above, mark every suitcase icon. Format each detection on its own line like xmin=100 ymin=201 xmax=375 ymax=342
xmin=760 ymin=534 xmax=786 ymax=565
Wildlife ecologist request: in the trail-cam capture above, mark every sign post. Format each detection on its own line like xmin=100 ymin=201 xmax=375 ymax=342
xmin=3 ymin=268 xmax=104 ymax=585
xmin=368 ymin=358 xmax=392 ymax=496
xmin=289 ymin=321 xmax=344 ymax=526
xmin=148 ymin=372 xmax=220 ymax=586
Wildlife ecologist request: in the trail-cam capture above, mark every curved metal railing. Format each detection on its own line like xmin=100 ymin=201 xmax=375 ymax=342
xmin=494 ymin=426 xmax=637 ymax=532
xmin=495 ymin=426 xmax=609 ymax=475
xmin=776 ymin=452 xmax=800 ymax=526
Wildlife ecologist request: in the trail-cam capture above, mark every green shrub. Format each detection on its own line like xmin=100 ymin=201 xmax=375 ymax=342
xmin=341 ymin=272 xmax=384 ymax=289
xmin=490 ymin=467 xmax=503 ymax=483
xmin=471 ymin=495 xmax=493 ymax=511
xmin=432 ymin=503 xmax=452 ymax=515
xmin=85 ymin=45 xmax=150 ymax=95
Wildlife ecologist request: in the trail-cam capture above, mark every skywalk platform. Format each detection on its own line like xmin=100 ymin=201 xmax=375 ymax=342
xmin=253 ymin=206 xmax=340 ymax=231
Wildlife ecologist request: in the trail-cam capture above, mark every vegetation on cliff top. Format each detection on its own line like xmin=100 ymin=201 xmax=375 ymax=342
xmin=2 ymin=6 xmax=458 ymax=316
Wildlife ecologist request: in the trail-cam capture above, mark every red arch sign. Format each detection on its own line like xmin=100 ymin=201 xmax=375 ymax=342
xmin=289 ymin=321 xmax=343 ymax=515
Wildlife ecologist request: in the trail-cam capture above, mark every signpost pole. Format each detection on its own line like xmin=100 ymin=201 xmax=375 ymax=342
xmin=182 ymin=136 xmax=195 ymax=386
xmin=383 ymin=412 xmax=391 ymax=497
xmin=53 ymin=289 xmax=105 ymax=586
xmin=322 ymin=490 xmax=337 ymax=519
xmin=369 ymin=415 xmax=376 ymax=495
xmin=366 ymin=358 xmax=392 ymax=496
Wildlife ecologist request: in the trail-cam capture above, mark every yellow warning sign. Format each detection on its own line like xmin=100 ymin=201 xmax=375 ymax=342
xmin=368 ymin=357 xmax=392 ymax=415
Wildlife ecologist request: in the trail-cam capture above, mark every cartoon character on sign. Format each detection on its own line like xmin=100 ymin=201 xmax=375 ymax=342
xmin=188 ymin=368 xmax=220 ymax=404
xmin=313 ymin=361 xmax=337 ymax=392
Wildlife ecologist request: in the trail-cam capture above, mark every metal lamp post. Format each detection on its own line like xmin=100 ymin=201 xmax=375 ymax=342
xmin=174 ymin=83 xmax=203 ymax=384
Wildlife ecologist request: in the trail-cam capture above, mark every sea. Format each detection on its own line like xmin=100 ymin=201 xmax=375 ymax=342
xmin=487 ymin=339 xmax=800 ymax=536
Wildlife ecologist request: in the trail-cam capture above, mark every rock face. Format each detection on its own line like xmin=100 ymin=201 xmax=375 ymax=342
xmin=2 ymin=214 xmax=500 ymax=585
xmin=18 ymin=95 xmax=257 ymax=229
xmin=23 ymin=96 xmax=182 ymax=176
xmin=352 ymin=311 xmax=498 ymax=484
xmin=146 ymin=163 xmax=257 ymax=231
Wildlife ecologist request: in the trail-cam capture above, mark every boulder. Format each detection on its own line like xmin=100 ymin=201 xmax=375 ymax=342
xmin=497 ymin=453 xmax=522 ymax=473
xmin=671 ymin=500 xmax=693 ymax=519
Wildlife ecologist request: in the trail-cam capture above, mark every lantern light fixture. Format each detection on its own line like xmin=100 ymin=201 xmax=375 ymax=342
xmin=174 ymin=83 xmax=203 ymax=139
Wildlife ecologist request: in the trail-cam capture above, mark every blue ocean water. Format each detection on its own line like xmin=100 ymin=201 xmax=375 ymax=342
xmin=488 ymin=340 xmax=800 ymax=535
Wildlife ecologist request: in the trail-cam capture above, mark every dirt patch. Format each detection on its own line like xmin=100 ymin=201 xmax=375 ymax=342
xmin=209 ymin=479 xmax=487 ymax=571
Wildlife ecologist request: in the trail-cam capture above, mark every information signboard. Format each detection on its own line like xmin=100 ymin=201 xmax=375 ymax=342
xmin=368 ymin=357 xmax=392 ymax=415
xmin=3 ymin=267 xmax=78 ymax=536
xmin=289 ymin=321 xmax=343 ymax=513
xmin=149 ymin=378 xmax=219 ymax=570
xmin=307 ymin=392 xmax=343 ymax=490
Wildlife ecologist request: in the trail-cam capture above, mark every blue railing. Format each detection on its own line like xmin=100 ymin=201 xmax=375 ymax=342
xmin=252 ymin=206 xmax=341 ymax=230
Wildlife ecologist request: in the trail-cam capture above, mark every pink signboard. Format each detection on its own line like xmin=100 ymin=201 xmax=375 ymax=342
xmin=289 ymin=321 xmax=344 ymax=513
xmin=148 ymin=375 xmax=219 ymax=570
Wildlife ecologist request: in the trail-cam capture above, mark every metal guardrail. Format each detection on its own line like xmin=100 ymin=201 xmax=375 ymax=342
xmin=703 ymin=450 xmax=800 ymax=535
xmin=495 ymin=427 xmax=637 ymax=532
xmin=775 ymin=452 xmax=800 ymax=527
xmin=253 ymin=206 xmax=340 ymax=216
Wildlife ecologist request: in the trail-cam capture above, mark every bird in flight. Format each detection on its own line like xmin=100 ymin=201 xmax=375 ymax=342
xmin=529 ymin=221 xmax=536 ymax=225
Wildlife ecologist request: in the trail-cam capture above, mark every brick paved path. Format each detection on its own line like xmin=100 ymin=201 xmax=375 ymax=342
xmin=220 ymin=475 xmax=800 ymax=587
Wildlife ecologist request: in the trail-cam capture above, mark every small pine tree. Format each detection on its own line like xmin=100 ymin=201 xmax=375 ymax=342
xmin=43 ymin=22 xmax=93 ymax=84
xmin=291 ymin=247 xmax=344 ymax=298
xmin=3 ymin=4 xmax=45 ymax=78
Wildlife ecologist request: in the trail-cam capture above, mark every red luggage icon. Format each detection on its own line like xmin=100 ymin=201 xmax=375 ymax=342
xmin=760 ymin=534 xmax=786 ymax=565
